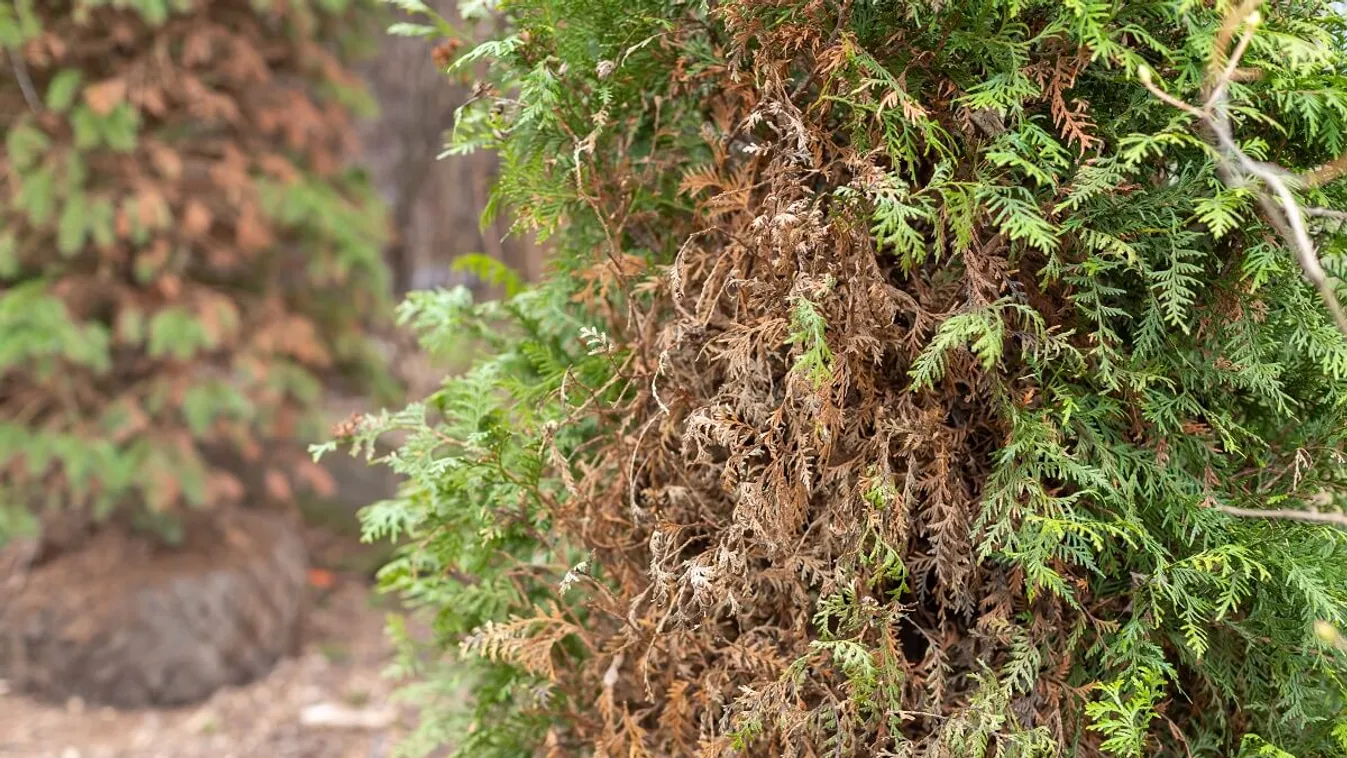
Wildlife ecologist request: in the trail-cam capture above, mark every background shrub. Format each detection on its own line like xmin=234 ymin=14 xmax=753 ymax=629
xmin=338 ymin=0 xmax=1347 ymax=756
xmin=0 ymin=0 xmax=390 ymax=543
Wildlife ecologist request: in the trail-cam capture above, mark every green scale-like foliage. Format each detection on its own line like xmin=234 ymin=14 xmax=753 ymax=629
xmin=334 ymin=0 xmax=1347 ymax=755
xmin=1 ymin=0 xmax=391 ymax=541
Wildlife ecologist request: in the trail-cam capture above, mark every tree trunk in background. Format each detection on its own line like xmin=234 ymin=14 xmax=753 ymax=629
xmin=310 ymin=7 xmax=543 ymax=515
xmin=354 ymin=3 xmax=543 ymax=298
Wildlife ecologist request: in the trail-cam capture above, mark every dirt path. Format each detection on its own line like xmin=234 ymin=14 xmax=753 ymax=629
xmin=0 ymin=528 xmax=420 ymax=758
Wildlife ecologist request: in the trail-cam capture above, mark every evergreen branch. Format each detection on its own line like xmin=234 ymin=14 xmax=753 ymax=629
xmin=1137 ymin=4 xmax=1347 ymax=337
xmin=359 ymin=1 xmax=1347 ymax=754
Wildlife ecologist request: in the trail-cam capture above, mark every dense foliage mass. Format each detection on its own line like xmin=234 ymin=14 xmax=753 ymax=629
xmin=0 ymin=0 xmax=390 ymax=542
xmin=337 ymin=0 xmax=1347 ymax=755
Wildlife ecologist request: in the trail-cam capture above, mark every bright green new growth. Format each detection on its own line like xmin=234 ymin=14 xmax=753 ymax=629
xmin=335 ymin=0 xmax=1347 ymax=755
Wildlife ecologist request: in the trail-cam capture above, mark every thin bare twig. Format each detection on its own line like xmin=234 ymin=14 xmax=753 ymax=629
xmin=1216 ymin=505 xmax=1347 ymax=528
xmin=1304 ymin=207 xmax=1347 ymax=221
xmin=1208 ymin=0 xmax=1264 ymax=74
xmin=1303 ymin=153 xmax=1347 ymax=188
xmin=1138 ymin=3 xmax=1347 ymax=336
xmin=2 ymin=45 xmax=41 ymax=112
xmin=1200 ymin=16 xmax=1258 ymax=114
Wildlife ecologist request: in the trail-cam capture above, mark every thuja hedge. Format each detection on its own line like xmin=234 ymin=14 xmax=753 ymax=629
xmin=0 ymin=0 xmax=390 ymax=542
xmin=336 ymin=0 xmax=1347 ymax=755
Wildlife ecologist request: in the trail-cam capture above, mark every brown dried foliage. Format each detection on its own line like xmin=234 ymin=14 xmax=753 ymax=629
xmin=475 ymin=2 xmax=1106 ymax=755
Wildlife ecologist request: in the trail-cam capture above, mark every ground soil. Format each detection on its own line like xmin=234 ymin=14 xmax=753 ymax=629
xmin=0 ymin=523 xmax=424 ymax=758
xmin=1 ymin=508 xmax=309 ymax=710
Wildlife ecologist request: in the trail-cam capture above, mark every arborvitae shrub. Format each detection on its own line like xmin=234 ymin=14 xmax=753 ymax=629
xmin=338 ymin=0 xmax=1347 ymax=755
xmin=0 ymin=0 xmax=390 ymax=542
